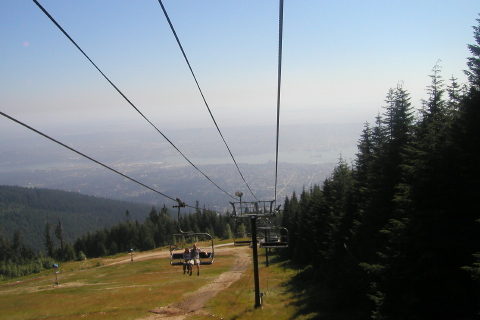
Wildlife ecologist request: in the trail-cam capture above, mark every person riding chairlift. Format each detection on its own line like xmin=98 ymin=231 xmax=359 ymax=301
xmin=183 ymin=247 xmax=191 ymax=275
xmin=190 ymin=243 xmax=202 ymax=276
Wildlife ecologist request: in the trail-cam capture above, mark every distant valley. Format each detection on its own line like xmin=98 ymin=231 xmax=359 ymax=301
xmin=0 ymin=123 xmax=364 ymax=210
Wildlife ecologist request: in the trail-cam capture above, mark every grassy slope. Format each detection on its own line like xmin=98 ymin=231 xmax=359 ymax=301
xmin=0 ymin=243 xmax=318 ymax=320
xmin=202 ymin=256 xmax=317 ymax=320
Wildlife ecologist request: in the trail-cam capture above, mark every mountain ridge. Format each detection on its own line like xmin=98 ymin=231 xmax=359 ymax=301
xmin=0 ymin=185 xmax=156 ymax=253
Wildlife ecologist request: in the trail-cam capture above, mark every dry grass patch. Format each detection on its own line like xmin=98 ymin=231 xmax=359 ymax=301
xmin=0 ymin=245 xmax=315 ymax=320
xmin=0 ymin=249 xmax=235 ymax=320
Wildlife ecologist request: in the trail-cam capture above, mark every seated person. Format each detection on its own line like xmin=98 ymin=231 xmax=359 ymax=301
xmin=182 ymin=247 xmax=191 ymax=274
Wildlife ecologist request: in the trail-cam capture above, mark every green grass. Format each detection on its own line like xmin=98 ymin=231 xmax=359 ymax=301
xmin=0 ymin=245 xmax=318 ymax=320
xmin=0 ymin=251 xmax=225 ymax=320
xmin=201 ymin=254 xmax=318 ymax=320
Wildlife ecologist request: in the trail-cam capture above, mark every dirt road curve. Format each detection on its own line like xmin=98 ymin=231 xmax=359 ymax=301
xmin=136 ymin=245 xmax=251 ymax=319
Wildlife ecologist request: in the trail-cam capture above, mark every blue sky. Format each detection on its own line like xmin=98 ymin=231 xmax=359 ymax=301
xmin=1 ymin=0 xmax=479 ymax=133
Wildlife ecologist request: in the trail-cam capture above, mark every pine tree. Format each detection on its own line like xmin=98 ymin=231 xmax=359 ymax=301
xmin=148 ymin=207 xmax=159 ymax=225
xmin=0 ymin=230 xmax=12 ymax=262
xmin=55 ymin=218 xmax=64 ymax=261
xmin=12 ymin=229 xmax=21 ymax=261
xmin=236 ymin=223 xmax=247 ymax=237
xmin=222 ymin=224 xmax=233 ymax=240
xmin=421 ymin=62 xmax=446 ymax=122
xmin=370 ymin=26 xmax=480 ymax=318
xmin=44 ymin=220 xmax=55 ymax=258
xmin=465 ymin=16 xmax=480 ymax=89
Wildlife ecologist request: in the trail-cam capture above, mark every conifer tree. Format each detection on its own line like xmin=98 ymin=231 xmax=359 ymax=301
xmin=0 ymin=230 xmax=12 ymax=262
xmin=454 ymin=15 xmax=480 ymax=307
xmin=465 ymin=16 xmax=480 ymax=89
xmin=12 ymin=229 xmax=21 ymax=260
xmin=55 ymin=218 xmax=64 ymax=260
xmin=369 ymin=24 xmax=480 ymax=318
xmin=44 ymin=220 xmax=55 ymax=258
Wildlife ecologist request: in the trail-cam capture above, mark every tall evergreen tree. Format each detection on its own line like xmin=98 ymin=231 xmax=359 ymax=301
xmin=44 ymin=220 xmax=55 ymax=258
xmin=465 ymin=16 xmax=480 ymax=89
xmin=55 ymin=218 xmax=64 ymax=260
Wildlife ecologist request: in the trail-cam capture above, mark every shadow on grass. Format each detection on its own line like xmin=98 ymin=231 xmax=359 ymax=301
xmin=277 ymin=260 xmax=372 ymax=320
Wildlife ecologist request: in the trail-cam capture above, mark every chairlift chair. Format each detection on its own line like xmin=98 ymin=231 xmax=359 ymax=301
xmin=169 ymin=233 xmax=215 ymax=265
xmin=169 ymin=198 xmax=215 ymax=266
xmin=258 ymin=226 xmax=289 ymax=249
xmin=229 ymin=200 xmax=277 ymax=218
xmin=233 ymin=232 xmax=252 ymax=246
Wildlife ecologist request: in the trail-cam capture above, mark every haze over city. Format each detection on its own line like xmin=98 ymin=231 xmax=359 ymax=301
xmin=1 ymin=0 xmax=478 ymax=207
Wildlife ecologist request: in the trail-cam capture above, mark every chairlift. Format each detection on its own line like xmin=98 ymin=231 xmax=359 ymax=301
xmin=169 ymin=233 xmax=214 ymax=265
xmin=258 ymin=226 xmax=289 ymax=249
xmin=233 ymin=232 xmax=252 ymax=246
xmin=169 ymin=198 xmax=215 ymax=266
xmin=229 ymin=199 xmax=277 ymax=218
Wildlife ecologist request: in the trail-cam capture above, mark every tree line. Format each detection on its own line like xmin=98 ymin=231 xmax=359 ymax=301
xmin=279 ymin=17 xmax=480 ymax=320
xmin=0 ymin=185 xmax=153 ymax=253
xmin=71 ymin=202 xmax=252 ymax=259
xmin=0 ymin=201 xmax=254 ymax=279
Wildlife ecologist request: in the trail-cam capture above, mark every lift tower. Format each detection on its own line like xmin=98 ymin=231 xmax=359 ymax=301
xmin=230 ymin=195 xmax=280 ymax=308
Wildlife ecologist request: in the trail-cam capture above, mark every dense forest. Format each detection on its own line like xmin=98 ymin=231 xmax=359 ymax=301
xmin=0 ymin=189 xmax=260 ymax=279
xmin=0 ymin=186 xmax=154 ymax=252
xmin=72 ymin=203 xmax=254 ymax=259
xmin=0 ymin=186 xmax=159 ymax=279
xmin=279 ymin=17 xmax=480 ymax=320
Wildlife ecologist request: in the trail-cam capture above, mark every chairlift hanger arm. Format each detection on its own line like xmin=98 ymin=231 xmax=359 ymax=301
xmin=173 ymin=198 xmax=192 ymax=234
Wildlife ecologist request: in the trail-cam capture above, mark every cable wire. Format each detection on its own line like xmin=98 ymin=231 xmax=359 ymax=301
xmin=1 ymin=111 xmax=177 ymax=202
xmin=274 ymin=0 xmax=284 ymax=203
xmin=32 ymin=0 xmax=236 ymax=200
xmin=157 ymin=0 xmax=259 ymax=201
xmin=0 ymin=111 xmax=224 ymax=213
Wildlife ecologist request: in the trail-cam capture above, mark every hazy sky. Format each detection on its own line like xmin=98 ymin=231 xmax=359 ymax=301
xmin=0 ymin=1 xmax=479 ymax=206
xmin=1 ymin=0 xmax=478 ymax=134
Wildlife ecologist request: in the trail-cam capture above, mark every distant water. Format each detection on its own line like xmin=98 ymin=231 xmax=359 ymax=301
xmin=0 ymin=146 xmax=358 ymax=172
xmin=159 ymin=146 xmax=358 ymax=165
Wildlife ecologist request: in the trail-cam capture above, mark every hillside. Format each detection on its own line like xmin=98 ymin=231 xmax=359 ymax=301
xmin=0 ymin=244 xmax=304 ymax=320
xmin=0 ymin=185 xmax=156 ymax=253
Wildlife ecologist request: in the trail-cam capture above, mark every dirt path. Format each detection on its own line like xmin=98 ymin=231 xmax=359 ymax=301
xmin=140 ymin=246 xmax=251 ymax=319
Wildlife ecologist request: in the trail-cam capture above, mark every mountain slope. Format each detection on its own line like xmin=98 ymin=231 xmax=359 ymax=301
xmin=0 ymin=185 xmax=155 ymax=253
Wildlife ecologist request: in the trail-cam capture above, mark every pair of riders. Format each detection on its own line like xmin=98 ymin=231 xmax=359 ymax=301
xmin=183 ymin=243 xmax=202 ymax=276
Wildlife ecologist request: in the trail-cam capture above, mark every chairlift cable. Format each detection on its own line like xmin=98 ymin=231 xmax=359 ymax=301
xmin=274 ymin=0 xmax=284 ymax=204
xmin=32 ymin=0 xmax=236 ymax=200
xmin=0 ymin=111 xmax=177 ymax=202
xmin=157 ymin=0 xmax=259 ymax=201
xmin=0 ymin=111 xmax=226 ymax=214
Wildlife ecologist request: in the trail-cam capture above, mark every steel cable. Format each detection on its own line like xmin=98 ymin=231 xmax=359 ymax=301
xmin=157 ymin=0 xmax=259 ymax=201
xmin=0 ymin=111 xmax=227 ymax=213
xmin=32 ymin=0 xmax=236 ymax=200
xmin=274 ymin=0 xmax=284 ymax=203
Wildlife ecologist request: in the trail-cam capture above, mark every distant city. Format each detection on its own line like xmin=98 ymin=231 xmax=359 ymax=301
xmin=0 ymin=123 xmax=364 ymax=211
